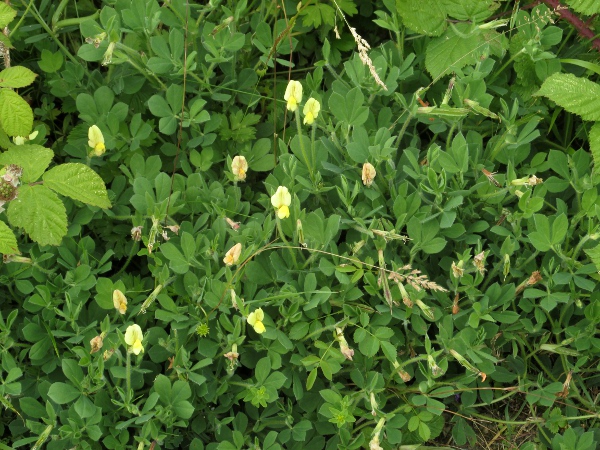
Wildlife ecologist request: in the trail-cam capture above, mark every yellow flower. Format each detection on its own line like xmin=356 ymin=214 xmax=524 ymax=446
xmin=13 ymin=131 xmax=38 ymax=146
xmin=271 ymin=186 xmax=291 ymax=219
xmin=362 ymin=162 xmax=376 ymax=187
xmin=231 ymin=156 xmax=248 ymax=182
xmin=88 ymin=125 xmax=106 ymax=156
xmin=284 ymin=80 xmax=303 ymax=112
xmin=223 ymin=243 xmax=242 ymax=266
xmin=113 ymin=289 xmax=127 ymax=314
xmin=247 ymin=308 xmax=266 ymax=334
xmin=124 ymin=324 xmax=144 ymax=355
xmin=303 ymin=98 xmax=320 ymax=125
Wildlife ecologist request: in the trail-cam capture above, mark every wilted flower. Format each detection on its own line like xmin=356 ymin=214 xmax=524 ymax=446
xmin=13 ymin=130 xmax=38 ymax=145
xmin=369 ymin=418 xmax=386 ymax=450
xmin=362 ymin=162 xmax=376 ymax=187
xmin=247 ymin=308 xmax=266 ymax=334
xmin=284 ymin=80 xmax=303 ymax=111
xmin=113 ymin=289 xmax=127 ymax=314
xmin=303 ymin=98 xmax=320 ymax=125
xmin=369 ymin=392 xmax=378 ymax=416
xmin=335 ymin=327 xmax=354 ymax=361
xmin=90 ymin=334 xmax=104 ymax=354
xmin=165 ymin=224 xmax=180 ymax=235
xmin=231 ymin=155 xmax=248 ymax=182
xmin=88 ymin=125 xmax=105 ymax=156
xmin=225 ymin=217 xmax=240 ymax=230
xmin=451 ymin=261 xmax=464 ymax=279
xmin=223 ymin=243 xmax=242 ymax=266
xmin=473 ymin=251 xmax=486 ymax=275
xmin=131 ymin=225 xmax=143 ymax=241
xmin=271 ymin=186 xmax=292 ymax=219
xmin=124 ymin=324 xmax=144 ymax=355
xmin=528 ymin=175 xmax=543 ymax=186
xmin=224 ymin=344 xmax=239 ymax=362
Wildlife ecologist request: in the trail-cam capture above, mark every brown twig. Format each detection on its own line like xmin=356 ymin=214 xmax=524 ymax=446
xmin=541 ymin=0 xmax=600 ymax=52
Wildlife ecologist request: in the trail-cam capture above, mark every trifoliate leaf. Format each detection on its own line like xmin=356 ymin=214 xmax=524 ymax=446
xmin=535 ymin=73 xmax=600 ymax=121
xmin=7 ymin=185 xmax=67 ymax=246
xmin=43 ymin=163 xmax=111 ymax=209
xmin=0 ymin=144 xmax=54 ymax=183
xmin=0 ymin=89 xmax=33 ymax=137
xmin=0 ymin=220 xmax=19 ymax=255
xmin=0 ymin=66 xmax=37 ymax=88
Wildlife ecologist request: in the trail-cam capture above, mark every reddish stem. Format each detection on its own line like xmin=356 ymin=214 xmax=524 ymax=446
xmin=541 ymin=0 xmax=600 ymax=52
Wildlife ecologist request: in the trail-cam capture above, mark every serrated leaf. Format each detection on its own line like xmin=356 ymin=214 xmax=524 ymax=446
xmin=0 ymin=144 xmax=53 ymax=182
xmin=590 ymin=122 xmax=600 ymax=174
xmin=0 ymin=89 xmax=33 ymax=137
xmin=535 ymin=73 xmax=600 ymax=121
xmin=0 ymin=4 xmax=17 ymax=29
xmin=0 ymin=220 xmax=19 ymax=254
xmin=565 ymin=0 xmax=600 ymax=15
xmin=396 ymin=0 xmax=447 ymax=36
xmin=585 ymin=244 xmax=600 ymax=271
xmin=426 ymin=25 xmax=489 ymax=79
xmin=43 ymin=163 xmax=111 ymax=209
xmin=7 ymin=185 xmax=67 ymax=246
xmin=0 ymin=66 xmax=37 ymax=88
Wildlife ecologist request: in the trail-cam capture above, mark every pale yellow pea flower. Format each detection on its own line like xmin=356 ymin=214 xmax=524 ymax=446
xmin=247 ymin=308 xmax=266 ymax=334
xmin=124 ymin=324 xmax=144 ymax=355
xmin=231 ymin=156 xmax=248 ymax=182
xmin=303 ymin=98 xmax=320 ymax=125
xmin=113 ymin=289 xmax=127 ymax=314
xmin=13 ymin=131 xmax=38 ymax=145
xmin=271 ymin=186 xmax=291 ymax=219
xmin=362 ymin=162 xmax=376 ymax=187
xmin=284 ymin=80 xmax=303 ymax=112
xmin=223 ymin=243 xmax=242 ymax=266
xmin=88 ymin=125 xmax=106 ymax=156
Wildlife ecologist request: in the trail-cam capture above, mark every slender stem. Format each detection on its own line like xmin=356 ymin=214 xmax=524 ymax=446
xmin=276 ymin=217 xmax=297 ymax=268
xmin=126 ymin=350 xmax=132 ymax=404
xmin=294 ymin=109 xmax=315 ymax=184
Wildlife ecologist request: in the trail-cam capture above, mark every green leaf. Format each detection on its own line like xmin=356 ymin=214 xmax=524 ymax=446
xmin=0 ymin=144 xmax=54 ymax=182
xmin=38 ymin=49 xmax=64 ymax=73
xmin=0 ymin=89 xmax=33 ymax=137
xmin=0 ymin=66 xmax=37 ymax=88
xmin=47 ymin=382 xmax=81 ymax=404
xmin=589 ymin=122 xmax=600 ymax=174
xmin=528 ymin=214 xmax=552 ymax=252
xmin=565 ymin=0 xmax=600 ymax=15
xmin=7 ymin=184 xmax=67 ymax=246
xmin=396 ymin=0 xmax=447 ymax=36
xmin=328 ymin=88 xmax=369 ymax=127
xmin=585 ymin=244 xmax=600 ymax=271
xmin=43 ymin=163 xmax=111 ymax=209
xmin=0 ymin=220 xmax=18 ymax=255
xmin=425 ymin=25 xmax=490 ymax=80
xmin=0 ymin=3 xmax=17 ymax=29
xmin=535 ymin=73 xmax=600 ymax=121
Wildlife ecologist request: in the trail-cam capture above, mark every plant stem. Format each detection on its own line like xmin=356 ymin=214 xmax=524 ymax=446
xmin=126 ymin=350 xmax=132 ymax=404
xmin=294 ymin=109 xmax=315 ymax=184
xmin=276 ymin=217 xmax=297 ymax=268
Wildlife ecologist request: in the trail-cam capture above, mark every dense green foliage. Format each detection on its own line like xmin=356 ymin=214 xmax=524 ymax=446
xmin=1 ymin=0 xmax=600 ymax=448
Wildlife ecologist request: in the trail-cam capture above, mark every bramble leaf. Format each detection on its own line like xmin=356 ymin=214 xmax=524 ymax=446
xmin=0 ymin=144 xmax=54 ymax=183
xmin=0 ymin=220 xmax=19 ymax=255
xmin=535 ymin=73 xmax=600 ymax=121
xmin=0 ymin=89 xmax=33 ymax=137
xmin=0 ymin=66 xmax=37 ymax=88
xmin=43 ymin=163 xmax=111 ymax=209
xmin=7 ymin=184 xmax=67 ymax=246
